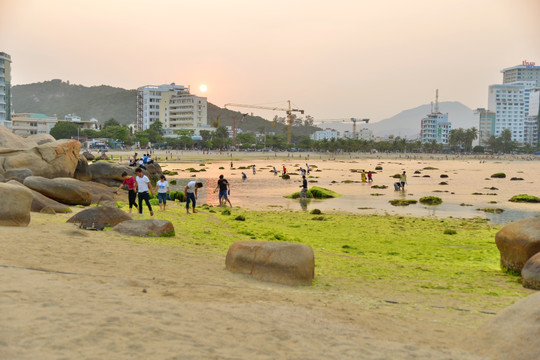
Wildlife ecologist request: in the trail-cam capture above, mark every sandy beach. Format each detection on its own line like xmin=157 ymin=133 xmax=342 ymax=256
xmin=1 ymin=152 xmax=539 ymax=359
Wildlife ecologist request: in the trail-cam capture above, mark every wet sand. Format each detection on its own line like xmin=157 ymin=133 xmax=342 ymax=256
xmin=148 ymin=151 xmax=540 ymax=224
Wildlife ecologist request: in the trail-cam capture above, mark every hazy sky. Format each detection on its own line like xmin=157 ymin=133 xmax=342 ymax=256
xmin=1 ymin=0 xmax=539 ymax=122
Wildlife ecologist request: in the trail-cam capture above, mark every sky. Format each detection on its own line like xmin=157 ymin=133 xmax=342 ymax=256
xmin=1 ymin=0 xmax=539 ymax=123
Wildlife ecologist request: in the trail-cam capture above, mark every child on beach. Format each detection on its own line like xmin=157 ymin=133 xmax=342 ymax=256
xmin=156 ymin=175 xmax=170 ymax=211
xmin=135 ymin=168 xmax=154 ymax=216
xmin=114 ymin=171 xmax=138 ymax=214
xmin=184 ymin=181 xmax=203 ymax=214
xmin=367 ymin=171 xmax=373 ymax=182
xmin=241 ymin=172 xmax=247 ymax=181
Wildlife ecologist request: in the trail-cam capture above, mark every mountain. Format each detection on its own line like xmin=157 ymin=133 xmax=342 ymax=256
xmin=12 ymin=79 xmax=137 ymax=124
xmin=318 ymin=102 xmax=477 ymax=139
xmin=11 ymin=80 xmax=320 ymax=137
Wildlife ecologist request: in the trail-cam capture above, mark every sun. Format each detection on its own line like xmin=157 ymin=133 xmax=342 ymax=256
xmin=199 ymin=84 xmax=208 ymax=92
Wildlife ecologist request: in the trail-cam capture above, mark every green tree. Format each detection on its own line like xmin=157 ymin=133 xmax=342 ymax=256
xmin=101 ymin=126 xmax=130 ymax=143
xmin=463 ymin=127 xmax=478 ymax=151
xmin=50 ymin=121 xmax=80 ymax=140
xmin=200 ymin=130 xmax=213 ymax=142
xmin=500 ymin=128 xmax=515 ymax=153
xmin=103 ymin=118 xmax=120 ymax=128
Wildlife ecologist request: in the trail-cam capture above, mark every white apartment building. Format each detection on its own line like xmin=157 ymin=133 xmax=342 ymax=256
xmin=524 ymin=88 xmax=540 ymax=146
xmin=502 ymin=61 xmax=540 ymax=85
xmin=420 ymin=113 xmax=451 ymax=145
xmin=310 ymin=128 xmax=339 ymax=141
xmin=136 ymin=84 xmax=208 ymax=134
xmin=0 ymin=52 xmax=12 ymax=130
xmin=342 ymin=128 xmax=373 ymax=141
xmin=12 ymin=113 xmax=58 ymax=136
xmin=488 ymin=62 xmax=540 ymax=146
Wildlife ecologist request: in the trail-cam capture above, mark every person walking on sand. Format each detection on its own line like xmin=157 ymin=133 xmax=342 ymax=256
xmin=214 ymin=175 xmax=232 ymax=207
xmin=273 ymin=166 xmax=278 ymax=175
xmin=252 ymin=164 xmax=256 ymax=175
xmin=282 ymin=165 xmax=287 ymax=175
xmin=306 ymin=163 xmax=310 ymax=174
xmin=230 ymin=161 xmax=234 ymax=169
xmin=156 ymin=175 xmax=170 ymax=211
xmin=300 ymin=175 xmax=308 ymax=199
xmin=241 ymin=172 xmax=247 ymax=181
xmin=135 ymin=168 xmax=154 ymax=216
xmin=361 ymin=170 xmax=367 ymax=183
xmin=367 ymin=171 xmax=373 ymax=183
xmin=114 ymin=171 xmax=138 ymax=214
xmin=184 ymin=181 xmax=203 ymax=214
xmin=400 ymin=171 xmax=407 ymax=190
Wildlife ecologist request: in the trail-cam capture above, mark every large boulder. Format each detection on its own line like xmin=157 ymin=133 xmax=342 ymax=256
xmin=3 ymin=168 xmax=33 ymax=183
xmin=82 ymin=151 xmax=94 ymax=161
xmin=225 ymin=241 xmax=315 ymax=286
xmin=25 ymin=133 xmax=56 ymax=146
xmin=495 ymin=217 xmax=540 ymax=273
xmin=67 ymin=206 xmax=131 ymax=230
xmin=0 ymin=125 xmax=32 ymax=149
xmin=522 ymin=252 xmax=540 ymax=290
xmin=112 ymin=219 xmax=175 ymax=237
xmin=75 ymin=161 xmax=163 ymax=186
xmin=7 ymin=180 xmax=71 ymax=213
xmin=75 ymin=161 xmax=133 ymax=186
xmin=469 ymin=292 xmax=540 ymax=360
xmin=0 ymin=137 xmax=81 ymax=178
xmin=58 ymin=178 xmax=117 ymax=204
xmin=23 ymin=176 xmax=92 ymax=206
xmin=0 ymin=182 xmax=33 ymax=226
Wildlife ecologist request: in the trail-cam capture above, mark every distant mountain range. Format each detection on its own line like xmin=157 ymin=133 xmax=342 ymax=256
xmin=317 ymin=102 xmax=477 ymax=139
xmin=12 ymin=80 xmax=477 ymax=139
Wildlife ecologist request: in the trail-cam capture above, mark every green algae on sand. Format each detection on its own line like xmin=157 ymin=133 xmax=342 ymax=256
xmin=285 ymin=186 xmax=340 ymax=199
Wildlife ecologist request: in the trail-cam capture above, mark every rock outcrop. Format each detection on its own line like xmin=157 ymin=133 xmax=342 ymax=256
xmin=25 ymin=133 xmax=56 ymax=146
xmin=112 ymin=219 xmax=175 ymax=237
xmin=495 ymin=217 xmax=540 ymax=273
xmin=7 ymin=180 xmax=71 ymax=213
xmin=75 ymin=160 xmax=163 ymax=186
xmin=67 ymin=206 xmax=131 ymax=230
xmin=3 ymin=168 xmax=33 ymax=183
xmin=58 ymin=178 xmax=117 ymax=205
xmin=0 ymin=132 xmax=81 ymax=178
xmin=469 ymin=292 xmax=540 ymax=360
xmin=522 ymin=252 xmax=540 ymax=290
xmin=23 ymin=176 xmax=92 ymax=206
xmin=225 ymin=241 xmax=315 ymax=286
xmin=0 ymin=182 xmax=33 ymax=226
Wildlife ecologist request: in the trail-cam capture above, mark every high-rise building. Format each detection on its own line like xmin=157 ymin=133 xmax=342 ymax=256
xmin=136 ymin=83 xmax=208 ymax=135
xmin=488 ymin=61 xmax=540 ymax=146
xmin=420 ymin=90 xmax=451 ymax=145
xmin=0 ymin=52 xmax=13 ymax=130
xmin=474 ymin=108 xmax=496 ymax=146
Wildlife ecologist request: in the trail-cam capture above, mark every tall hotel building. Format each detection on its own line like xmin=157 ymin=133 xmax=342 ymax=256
xmin=0 ymin=52 xmax=12 ymax=130
xmin=136 ymin=84 xmax=208 ymax=134
xmin=488 ymin=61 xmax=540 ymax=146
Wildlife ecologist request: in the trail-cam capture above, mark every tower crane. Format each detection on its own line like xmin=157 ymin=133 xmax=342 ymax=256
xmin=224 ymin=101 xmax=304 ymax=144
xmin=314 ymin=118 xmax=370 ymax=139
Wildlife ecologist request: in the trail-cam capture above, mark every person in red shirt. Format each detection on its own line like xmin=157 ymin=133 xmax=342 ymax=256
xmin=114 ymin=171 xmax=138 ymax=213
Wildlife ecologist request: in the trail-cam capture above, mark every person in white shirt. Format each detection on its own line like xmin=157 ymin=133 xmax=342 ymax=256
xmin=156 ymin=175 xmax=170 ymax=211
xmin=184 ymin=181 xmax=203 ymax=214
xmin=135 ymin=168 xmax=154 ymax=216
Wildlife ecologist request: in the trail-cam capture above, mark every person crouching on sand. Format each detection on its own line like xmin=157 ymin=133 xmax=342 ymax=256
xmin=185 ymin=181 xmax=203 ymax=214
xmin=135 ymin=167 xmax=154 ymax=216
xmin=114 ymin=171 xmax=138 ymax=214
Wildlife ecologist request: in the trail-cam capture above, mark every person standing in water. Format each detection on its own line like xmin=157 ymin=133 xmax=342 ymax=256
xmin=367 ymin=171 xmax=373 ymax=182
xmin=300 ymin=175 xmax=308 ymax=198
xmin=214 ymin=175 xmax=232 ymax=207
xmin=184 ymin=181 xmax=203 ymax=214
xmin=400 ymin=171 xmax=407 ymax=190
xmin=361 ymin=170 xmax=367 ymax=183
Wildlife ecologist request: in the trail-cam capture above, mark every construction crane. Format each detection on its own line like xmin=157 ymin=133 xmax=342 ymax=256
xmin=224 ymin=100 xmax=304 ymax=144
xmin=314 ymin=118 xmax=369 ymax=139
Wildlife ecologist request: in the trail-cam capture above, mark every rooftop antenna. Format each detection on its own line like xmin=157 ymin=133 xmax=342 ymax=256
xmin=434 ymin=89 xmax=439 ymax=113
